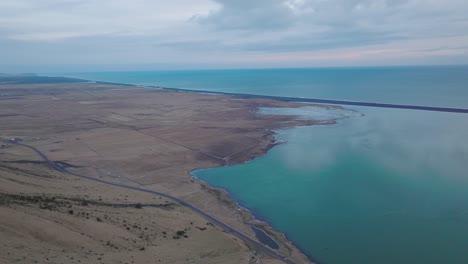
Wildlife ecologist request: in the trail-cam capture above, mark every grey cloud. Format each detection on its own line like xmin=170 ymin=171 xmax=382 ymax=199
xmin=194 ymin=0 xmax=296 ymax=31
xmin=194 ymin=0 xmax=468 ymax=52
xmin=196 ymin=0 xmax=410 ymax=31
xmin=1 ymin=0 xmax=468 ymax=70
xmin=241 ymin=31 xmax=405 ymax=52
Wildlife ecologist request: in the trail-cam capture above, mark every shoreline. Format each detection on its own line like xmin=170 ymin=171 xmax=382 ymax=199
xmin=192 ymin=176 xmax=318 ymax=262
xmin=12 ymin=73 xmax=468 ymax=113
xmin=186 ymin=128 xmax=317 ymax=263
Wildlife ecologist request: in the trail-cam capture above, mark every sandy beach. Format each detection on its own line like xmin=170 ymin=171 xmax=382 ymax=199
xmin=0 ymin=77 xmax=340 ymax=263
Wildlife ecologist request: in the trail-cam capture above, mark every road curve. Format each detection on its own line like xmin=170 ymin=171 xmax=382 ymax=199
xmin=3 ymin=139 xmax=304 ymax=264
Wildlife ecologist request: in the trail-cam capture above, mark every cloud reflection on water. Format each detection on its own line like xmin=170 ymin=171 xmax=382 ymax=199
xmin=262 ymin=105 xmax=468 ymax=179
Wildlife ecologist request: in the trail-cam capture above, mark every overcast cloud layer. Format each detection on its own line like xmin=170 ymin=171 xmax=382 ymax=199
xmin=1 ymin=0 xmax=468 ymax=71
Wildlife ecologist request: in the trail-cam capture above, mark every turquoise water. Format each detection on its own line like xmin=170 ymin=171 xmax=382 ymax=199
xmin=194 ymin=107 xmax=468 ymax=264
xmin=57 ymin=66 xmax=468 ymax=108
xmin=58 ymin=67 xmax=468 ymax=263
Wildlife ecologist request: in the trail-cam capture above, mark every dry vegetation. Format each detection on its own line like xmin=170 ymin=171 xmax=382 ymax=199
xmin=0 ymin=159 xmax=254 ymax=264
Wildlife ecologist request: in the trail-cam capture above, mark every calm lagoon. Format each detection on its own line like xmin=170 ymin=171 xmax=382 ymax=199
xmin=193 ymin=106 xmax=468 ymax=264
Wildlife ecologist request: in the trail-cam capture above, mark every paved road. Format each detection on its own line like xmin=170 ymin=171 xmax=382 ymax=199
xmin=3 ymin=139 xmax=301 ymax=264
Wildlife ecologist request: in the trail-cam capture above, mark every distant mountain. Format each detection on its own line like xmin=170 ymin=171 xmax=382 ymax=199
xmin=0 ymin=73 xmax=37 ymax=77
xmin=17 ymin=73 xmax=38 ymax=77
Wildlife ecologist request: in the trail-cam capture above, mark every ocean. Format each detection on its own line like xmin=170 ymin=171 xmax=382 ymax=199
xmin=58 ymin=66 xmax=468 ymax=263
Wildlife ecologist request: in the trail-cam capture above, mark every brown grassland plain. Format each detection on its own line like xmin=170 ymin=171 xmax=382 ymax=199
xmin=0 ymin=79 xmax=340 ymax=263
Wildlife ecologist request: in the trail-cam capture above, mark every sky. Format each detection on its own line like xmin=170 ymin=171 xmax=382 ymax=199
xmin=1 ymin=0 xmax=468 ymax=72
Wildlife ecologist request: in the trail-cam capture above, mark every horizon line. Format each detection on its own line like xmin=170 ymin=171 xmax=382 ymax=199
xmin=1 ymin=63 xmax=468 ymax=74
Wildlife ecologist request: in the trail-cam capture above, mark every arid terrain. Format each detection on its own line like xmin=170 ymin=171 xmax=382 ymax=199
xmin=0 ymin=77 xmax=340 ymax=263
